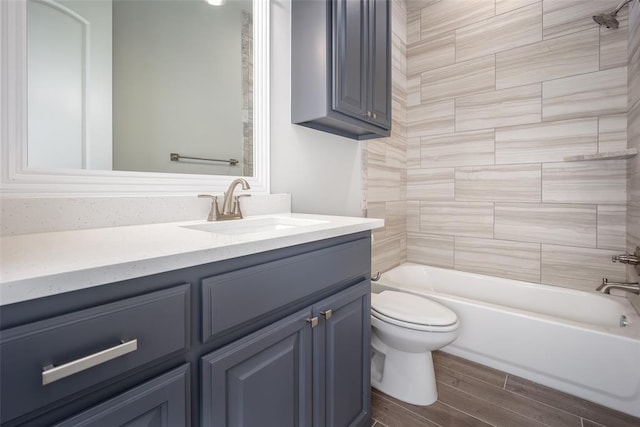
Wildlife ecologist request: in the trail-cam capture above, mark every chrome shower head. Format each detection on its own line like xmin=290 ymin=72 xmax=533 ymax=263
xmin=592 ymin=0 xmax=636 ymax=29
xmin=592 ymin=12 xmax=620 ymax=29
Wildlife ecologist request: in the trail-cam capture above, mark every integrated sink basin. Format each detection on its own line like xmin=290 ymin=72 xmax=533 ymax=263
xmin=181 ymin=216 xmax=329 ymax=236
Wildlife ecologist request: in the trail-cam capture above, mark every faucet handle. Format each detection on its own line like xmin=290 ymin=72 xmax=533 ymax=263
xmin=198 ymin=194 xmax=220 ymax=221
xmin=233 ymin=194 xmax=251 ymax=217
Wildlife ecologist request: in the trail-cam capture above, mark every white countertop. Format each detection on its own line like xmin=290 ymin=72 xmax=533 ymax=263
xmin=0 ymin=213 xmax=383 ymax=306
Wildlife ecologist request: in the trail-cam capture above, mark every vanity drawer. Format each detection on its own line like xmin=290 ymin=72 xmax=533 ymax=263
xmin=0 ymin=284 xmax=190 ymax=424
xmin=54 ymin=364 xmax=189 ymax=427
xmin=201 ymin=237 xmax=370 ymax=342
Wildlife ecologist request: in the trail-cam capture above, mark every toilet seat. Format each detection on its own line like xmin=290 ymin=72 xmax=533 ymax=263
xmin=371 ymin=291 xmax=458 ymax=332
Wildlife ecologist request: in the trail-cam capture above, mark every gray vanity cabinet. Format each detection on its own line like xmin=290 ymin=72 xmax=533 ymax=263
xmin=292 ymin=0 xmax=391 ymax=140
xmin=201 ymin=280 xmax=370 ymax=427
xmin=0 ymin=232 xmax=371 ymax=427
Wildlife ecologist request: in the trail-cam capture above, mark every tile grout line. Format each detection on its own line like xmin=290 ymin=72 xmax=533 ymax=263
xmin=596 ymin=203 xmax=599 ymax=249
xmin=597 ymin=115 xmax=601 ymax=153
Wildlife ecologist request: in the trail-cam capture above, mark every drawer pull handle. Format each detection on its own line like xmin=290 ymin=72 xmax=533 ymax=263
xmin=42 ymin=339 xmax=138 ymax=385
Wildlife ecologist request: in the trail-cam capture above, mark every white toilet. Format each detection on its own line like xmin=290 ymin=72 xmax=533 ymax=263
xmin=370 ymin=290 xmax=459 ymax=406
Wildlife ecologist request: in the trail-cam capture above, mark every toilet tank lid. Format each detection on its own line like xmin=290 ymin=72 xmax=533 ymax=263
xmin=371 ymin=291 xmax=457 ymax=326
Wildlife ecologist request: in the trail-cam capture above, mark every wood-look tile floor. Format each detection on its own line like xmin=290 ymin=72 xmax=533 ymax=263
xmin=371 ymin=351 xmax=640 ymax=427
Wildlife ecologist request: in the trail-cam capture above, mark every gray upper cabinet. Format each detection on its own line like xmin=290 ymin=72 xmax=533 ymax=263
xmin=292 ymin=0 xmax=391 ymax=140
xmin=367 ymin=0 xmax=391 ymax=130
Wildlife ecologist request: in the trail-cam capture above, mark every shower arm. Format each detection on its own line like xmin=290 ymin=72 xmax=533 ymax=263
xmin=612 ymin=0 xmax=636 ymax=14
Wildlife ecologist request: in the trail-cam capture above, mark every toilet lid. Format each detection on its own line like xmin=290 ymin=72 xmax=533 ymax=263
xmin=371 ymin=291 xmax=457 ymax=327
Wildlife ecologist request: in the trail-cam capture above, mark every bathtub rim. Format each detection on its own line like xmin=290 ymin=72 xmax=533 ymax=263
xmin=375 ymin=262 xmax=640 ymax=338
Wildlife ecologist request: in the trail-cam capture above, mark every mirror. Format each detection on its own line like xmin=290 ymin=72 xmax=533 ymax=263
xmin=28 ymin=0 xmax=253 ymax=177
xmin=0 ymin=0 xmax=269 ymax=195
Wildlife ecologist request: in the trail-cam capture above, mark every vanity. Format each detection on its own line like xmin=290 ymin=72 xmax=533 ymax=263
xmin=0 ymin=214 xmax=382 ymax=426
xmin=0 ymin=0 xmax=384 ymax=424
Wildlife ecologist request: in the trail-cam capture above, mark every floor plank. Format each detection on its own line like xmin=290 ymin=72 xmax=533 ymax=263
xmin=372 ymin=391 xmax=440 ymax=427
xmin=371 ymin=351 xmax=640 ymax=427
xmin=373 ymin=390 xmax=492 ymax=427
xmin=433 ymin=351 xmax=507 ymax=388
xmin=437 ymin=382 xmax=548 ymax=427
xmin=505 ymin=375 xmax=640 ymax=427
xmin=435 ymin=365 xmax=582 ymax=426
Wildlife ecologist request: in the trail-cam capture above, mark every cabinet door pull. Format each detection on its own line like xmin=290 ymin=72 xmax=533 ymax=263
xmin=372 ymin=113 xmax=377 ymax=119
xmin=42 ymin=339 xmax=138 ymax=385
xmin=367 ymin=111 xmax=372 ymax=117
xmin=306 ymin=317 xmax=319 ymax=328
xmin=321 ymin=309 xmax=333 ymax=320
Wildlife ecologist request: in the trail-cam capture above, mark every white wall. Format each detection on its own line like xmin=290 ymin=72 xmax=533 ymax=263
xmin=269 ymin=0 xmax=363 ymax=217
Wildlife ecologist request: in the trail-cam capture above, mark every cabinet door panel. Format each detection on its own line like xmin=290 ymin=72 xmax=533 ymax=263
xmin=54 ymin=365 xmax=189 ymax=427
xmin=333 ymin=0 xmax=368 ymax=119
xmin=313 ymin=280 xmax=371 ymax=427
xmin=201 ymin=309 xmax=313 ymax=427
xmin=368 ymin=0 xmax=391 ymax=129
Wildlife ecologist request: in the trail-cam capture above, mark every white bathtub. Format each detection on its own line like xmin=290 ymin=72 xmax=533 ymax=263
xmin=373 ymin=263 xmax=640 ymax=417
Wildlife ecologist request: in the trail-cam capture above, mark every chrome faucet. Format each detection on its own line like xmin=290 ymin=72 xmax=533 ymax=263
xmin=221 ymin=178 xmax=251 ymax=218
xmin=596 ymin=278 xmax=640 ymax=295
xmin=197 ymin=178 xmax=251 ymax=222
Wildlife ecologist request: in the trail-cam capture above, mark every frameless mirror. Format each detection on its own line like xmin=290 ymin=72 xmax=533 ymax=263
xmin=27 ymin=0 xmax=254 ymax=177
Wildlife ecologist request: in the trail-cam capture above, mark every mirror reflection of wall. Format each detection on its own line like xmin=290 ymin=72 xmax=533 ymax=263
xmin=27 ymin=0 xmax=253 ymax=177
xmin=28 ymin=0 xmax=113 ymax=170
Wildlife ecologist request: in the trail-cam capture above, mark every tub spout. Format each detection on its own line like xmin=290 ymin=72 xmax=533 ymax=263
xmin=596 ymin=278 xmax=640 ymax=295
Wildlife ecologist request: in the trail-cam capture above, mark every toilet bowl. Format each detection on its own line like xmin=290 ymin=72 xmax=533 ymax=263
xmin=370 ymin=290 xmax=458 ymax=406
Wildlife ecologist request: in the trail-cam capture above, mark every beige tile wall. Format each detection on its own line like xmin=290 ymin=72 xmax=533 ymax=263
xmin=627 ymin=0 xmax=640 ymax=311
xmin=406 ymin=0 xmax=629 ymax=291
xmin=365 ymin=0 xmax=408 ymax=274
